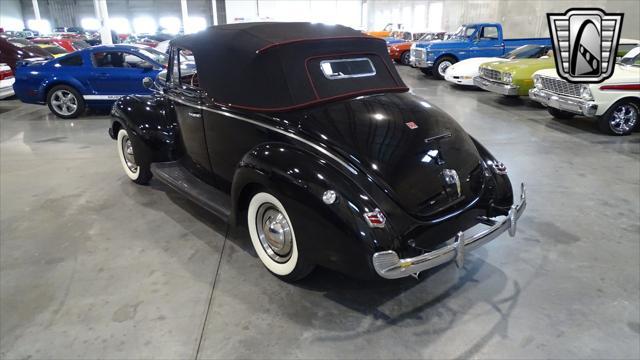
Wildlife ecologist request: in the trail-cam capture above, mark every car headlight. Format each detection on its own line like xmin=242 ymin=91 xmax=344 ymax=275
xmin=533 ymin=75 xmax=543 ymax=89
xmin=580 ymin=85 xmax=593 ymax=101
xmin=503 ymin=72 xmax=512 ymax=83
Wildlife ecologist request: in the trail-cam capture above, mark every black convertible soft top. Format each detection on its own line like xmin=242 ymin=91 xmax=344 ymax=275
xmin=171 ymin=22 xmax=408 ymax=112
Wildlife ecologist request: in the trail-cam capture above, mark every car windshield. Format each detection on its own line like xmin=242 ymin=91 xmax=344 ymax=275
xmin=502 ymin=45 xmax=548 ymax=59
xmin=617 ymin=47 xmax=640 ymax=67
xmin=137 ymin=47 xmax=169 ymax=66
xmin=451 ymin=26 xmax=475 ymax=39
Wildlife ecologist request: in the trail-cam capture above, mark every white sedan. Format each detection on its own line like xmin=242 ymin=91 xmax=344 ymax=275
xmin=529 ymin=47 xmax=640 ymax=135
xmin=0 ymin=63 xmax=15 ymax=100
xmin=444 ymin=44 xmax=552 ymax=86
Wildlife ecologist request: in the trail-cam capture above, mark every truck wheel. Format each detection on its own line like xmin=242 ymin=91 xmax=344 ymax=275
xmin=47 ymin=85 xmax=85 ymax=119
xmin=597 ymin=100 xmax=639 ymax=136
xmin=548 ymin=108 xmax=576 ymax=119
xmin=432 ymin=56 xmax=456 ymax=80
xmin=400 ymin=51 xmax=411 ymax=65
xmin=247 ymin=192 xmax=314 ymax=281
xmin=117 ymin=128 xmax=152 ymax=184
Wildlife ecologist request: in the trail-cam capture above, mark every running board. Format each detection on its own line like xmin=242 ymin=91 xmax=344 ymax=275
xmin=151 ymin=162 xmax=231 ymax=221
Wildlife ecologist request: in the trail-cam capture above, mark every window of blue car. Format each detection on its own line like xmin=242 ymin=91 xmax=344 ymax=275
xmin=92 ymin=51 xmax=154 ymax=69
xmin=480 ymin=26 xmax=499 ymax=40
xmin=58 ymin=55 xmax=83 ymax=66
xmin=136 ymin=48 xmax=169 ymax=67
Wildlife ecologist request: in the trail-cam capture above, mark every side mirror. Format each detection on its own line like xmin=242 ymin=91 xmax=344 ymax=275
xmin=142 ymin=77 xmax=154 ymax=89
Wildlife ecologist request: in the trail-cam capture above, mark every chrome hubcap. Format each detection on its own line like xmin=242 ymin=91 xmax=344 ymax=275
xmin=51 ymin=90 xmax=78 ymax=115
xmin=120 ymin=134 xmax=138 ymax=173
xmin=438 ymin=61 xmax=452 ymax=76
xmin=609 ymin=104 xmax=637 ymax=134
xmin=256 ymin=203 xmax=292 ymax=263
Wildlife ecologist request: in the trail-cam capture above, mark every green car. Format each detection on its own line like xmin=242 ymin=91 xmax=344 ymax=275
xmin=473 ymin=57 xmax=554 ymax=96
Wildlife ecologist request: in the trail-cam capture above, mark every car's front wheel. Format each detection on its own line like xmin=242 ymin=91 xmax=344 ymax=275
xmin=117 ymin=128 xmax=152 ymax=184
xmin=46 ymin=85 xmax=85 ymax=119
xmin=432 ymin=56 xmax=456 ymax=80
xmin=247 ymin=192 xmax=314 ymax=281
xmin=597 ymin=100 xmax=639 ymax=136
xmin=400 ymin=51 xmax=410 ymax=65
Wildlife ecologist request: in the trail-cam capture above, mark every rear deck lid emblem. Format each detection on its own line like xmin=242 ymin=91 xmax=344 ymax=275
xmin=405 ymin=121 xmax=418 ymax=129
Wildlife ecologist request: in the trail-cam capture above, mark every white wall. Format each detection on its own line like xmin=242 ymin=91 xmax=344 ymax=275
xmin=225 ymin=0 xmax=364 ymax=29
xmin=0 ymin=0 xmax=25 ymax=31
xmin=367 ymin=0 xmax=640 ymax=39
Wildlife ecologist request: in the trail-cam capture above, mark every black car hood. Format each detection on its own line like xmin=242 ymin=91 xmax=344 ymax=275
xmin=296 ymin=92 xmax=485 ymax=219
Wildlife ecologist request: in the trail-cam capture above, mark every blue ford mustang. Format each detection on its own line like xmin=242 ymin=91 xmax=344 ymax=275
xmin=13 ymin=44 xmax=178 ymax=118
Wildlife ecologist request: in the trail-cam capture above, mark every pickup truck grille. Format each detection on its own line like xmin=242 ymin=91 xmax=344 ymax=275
xmin=539 ymin=76 xmax=581 ymax=98
xmin=411 ymin=48 xmax=425 ymax=60
xmin=480 ymin=67 xmax=502 ymax=82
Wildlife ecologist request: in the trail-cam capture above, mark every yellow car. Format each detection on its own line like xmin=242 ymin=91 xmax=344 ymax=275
xmin=37 ymin=44 xmax=68 ymax=58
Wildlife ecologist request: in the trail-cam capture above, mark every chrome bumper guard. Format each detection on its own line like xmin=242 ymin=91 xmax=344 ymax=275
xmin=528 ymin=88 xmax=598 ymax=117
xmin=473 ymin=76 xmax=519 ymax=96
xmin=373 ymin=183 xmax=527 ymax=279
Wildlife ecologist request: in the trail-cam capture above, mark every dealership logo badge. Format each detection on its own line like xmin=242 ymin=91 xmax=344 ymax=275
xmin=547 ymin=8 xmax=623 ymax=83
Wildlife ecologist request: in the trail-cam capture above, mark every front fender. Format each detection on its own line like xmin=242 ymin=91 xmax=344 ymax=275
xmin=231 ymin=143 xmax=398 ymax=279
xmin=110 ymin=94 xmax=178 ymax=163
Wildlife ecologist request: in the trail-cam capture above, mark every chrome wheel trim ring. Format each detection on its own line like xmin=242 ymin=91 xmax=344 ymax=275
xmin=609 ymin=104 xmax=638 ymax=134
xmin=120 ymin=134 xmax=138 ymax=173
xmin=438 ymin=61 xmax=452 ymax=76
xmin=255 ymin=203 xmax=293 ymax=263
xmin=51 ymin=90 xmax=78 ymax=116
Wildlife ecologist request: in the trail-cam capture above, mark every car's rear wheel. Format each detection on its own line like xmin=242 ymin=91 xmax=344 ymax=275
xmin=47 ymin=85 xmax=85 ymax=119
xmin=598 ymin=100 xmax=639 ymax=136
xmin=432 ymin=56 xmax=456 ymax=80
xmin=117 ymin=128 xmax=152 ymax=184
xmin=547 ymin=108 xmax=576 ymax=119
xmin=247 ymin=192 xmax=314 ymax=281
xmin=400 ymin=51 xmax=410 ymax=65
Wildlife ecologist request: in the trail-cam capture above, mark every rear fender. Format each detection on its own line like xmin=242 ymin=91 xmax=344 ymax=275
xmin=470 ymin=136 xmax=514 ymax=215
xmin=110 ymin=94 xmax=178 ymax=163
xmin=231 ymin=143 xmax=397 ymax=279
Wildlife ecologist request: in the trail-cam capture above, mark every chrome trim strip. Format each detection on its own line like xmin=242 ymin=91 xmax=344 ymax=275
xmin=372 ymin=183 xmax=527 ymax=279
xmin=165 ymin=94 xmax=359 ymax=174
xmin=84 ymin=94 xmax=128 ymax=100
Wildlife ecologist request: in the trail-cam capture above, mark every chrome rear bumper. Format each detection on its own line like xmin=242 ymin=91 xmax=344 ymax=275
xmin=372 ymin=183 xmax=527 ymax=279
xmin=473 ymin=76 xmax=519 ymax=96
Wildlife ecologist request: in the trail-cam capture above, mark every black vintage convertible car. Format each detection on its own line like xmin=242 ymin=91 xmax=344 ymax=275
xmin=109 ymin=22 xmax=526 ymax=281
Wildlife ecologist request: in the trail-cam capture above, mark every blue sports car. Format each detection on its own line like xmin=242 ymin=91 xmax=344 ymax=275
xmin=13 ymin=44 xmax=186 ymax=118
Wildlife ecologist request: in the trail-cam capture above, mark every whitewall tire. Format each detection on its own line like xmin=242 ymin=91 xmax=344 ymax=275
xmin=117 ymin=128 xmax=152 ymax=184
xmin=247 ymin=192 xmax=313 ymax=280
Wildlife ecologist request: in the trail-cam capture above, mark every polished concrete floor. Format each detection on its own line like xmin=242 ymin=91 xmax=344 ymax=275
xmin=1 ymin=66 xmax=639 ymax=359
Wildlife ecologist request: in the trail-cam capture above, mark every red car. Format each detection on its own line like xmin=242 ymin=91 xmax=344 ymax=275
xmin=0 ymin=37 xmax=52 ymax=71
xmin=32 ymin=37 xmax=90 ymax=52
xmin=387 ymin=32 xmax=447 ymax=65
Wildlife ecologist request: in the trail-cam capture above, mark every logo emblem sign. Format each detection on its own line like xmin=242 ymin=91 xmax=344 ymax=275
xmin=547 ymin=8 xmax=623 ymax=83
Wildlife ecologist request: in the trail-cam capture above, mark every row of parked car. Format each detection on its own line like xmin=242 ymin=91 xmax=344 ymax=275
xmin=379 ymin=22 xmax=640 ymax=136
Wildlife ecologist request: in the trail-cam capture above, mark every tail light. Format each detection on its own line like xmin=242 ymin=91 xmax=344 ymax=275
xmin=0 ymin=69 xmax=13 ymax=81
xmin=364 ymin=209 xmax=386 ymax=228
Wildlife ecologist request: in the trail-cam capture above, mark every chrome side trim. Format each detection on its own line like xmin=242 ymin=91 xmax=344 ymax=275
xmin=372 ymin=183 xmax=527 ymax=279
xmin=165 ymin=94 xmax=359 ymax=174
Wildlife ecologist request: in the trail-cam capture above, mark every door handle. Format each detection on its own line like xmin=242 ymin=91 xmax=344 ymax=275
xmin=188 ymin=111 xmax=201 ymax=118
